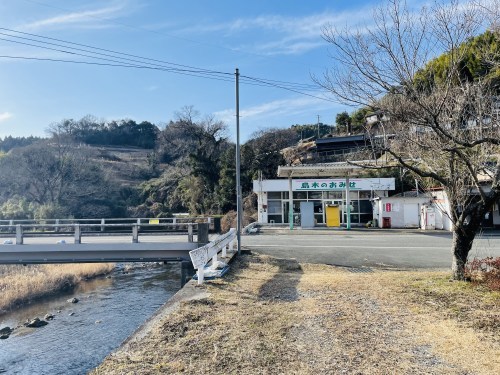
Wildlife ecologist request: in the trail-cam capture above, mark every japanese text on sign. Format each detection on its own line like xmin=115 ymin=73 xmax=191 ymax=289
xmin=257 ymin=178 xmax=395 ymax=192
xmin=296 ymin=180 xmax=358 ymax=190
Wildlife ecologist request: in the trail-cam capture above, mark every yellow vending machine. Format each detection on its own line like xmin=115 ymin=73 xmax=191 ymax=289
xmin=326 ymin=204 xmax=340 ymax=227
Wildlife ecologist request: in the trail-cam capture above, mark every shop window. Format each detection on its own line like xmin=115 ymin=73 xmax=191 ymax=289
xmin=314 ymin=214 xmax=324 ymax=224
xmin=326 ymin=191 xmax=342 ymax=199
xmin=293 ymin=192 xmax=307 ymax=199
xmin=359 ymin=191 xmax=372 ymax=199
xmin=360 ymin=214 xmax=373 ymax=223
xmin=267 ymin=201 xmax=282 ymax=214
xmin=348 ymin=201 xmax=359 ymax=213
xmin=268 ymin=215 xmax=283 ymax=224
xmin=283 ymin=192 xmax=289 ymax=199
xmin=308 ymin=191 xmax=322 ymax=199
xmin=313 ymin=201 xmax=323 ymax=213
xmin=268 ymin=192 xmax=282 ymax=199
xmin=359 ymin=200 xmax=373 ymax=214
xmin=348 ymin=214 xmax=359 ymax=224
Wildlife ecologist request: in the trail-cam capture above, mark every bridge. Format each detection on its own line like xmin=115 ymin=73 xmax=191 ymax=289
xmin=0 ymin=218 xmax=213 ymax=264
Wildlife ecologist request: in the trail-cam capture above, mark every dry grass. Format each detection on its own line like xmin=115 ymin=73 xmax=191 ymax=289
xmin=93 ymin=254 xmax=499 ymax=375
xmin=0 ymin=263 xmax=114 ymax=313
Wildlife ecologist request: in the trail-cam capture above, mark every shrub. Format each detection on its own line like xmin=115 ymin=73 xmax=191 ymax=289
xmin=465 ymin=257 xmax=500 ymax=291
xmin=0 ymin=197 xmax=34 ymax=220
xmin=220 ymin=210 xmax=255 ymax=233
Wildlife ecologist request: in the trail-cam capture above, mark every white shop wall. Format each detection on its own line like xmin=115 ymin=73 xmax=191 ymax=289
xmin=375 ymin=196 xmax=433 ymax=228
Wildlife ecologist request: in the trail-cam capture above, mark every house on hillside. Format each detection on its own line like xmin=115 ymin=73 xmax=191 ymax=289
xmin=315 ymin=134 xmax=369 ymax=155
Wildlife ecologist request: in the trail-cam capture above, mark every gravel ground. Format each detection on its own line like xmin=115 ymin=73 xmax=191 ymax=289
xmin=92 ymin=253 xmax=499 ymax=375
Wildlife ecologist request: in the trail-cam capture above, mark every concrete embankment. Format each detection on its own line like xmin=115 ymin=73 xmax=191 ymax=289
xmin=91 ymin=251 xmax=499 ymax=375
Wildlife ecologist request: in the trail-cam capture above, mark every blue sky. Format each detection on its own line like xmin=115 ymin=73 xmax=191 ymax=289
xmin=0 ymin=0 xmax=386 ymax=142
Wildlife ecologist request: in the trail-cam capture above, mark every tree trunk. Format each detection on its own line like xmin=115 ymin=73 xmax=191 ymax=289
xmin=451 ymin=227 xmax=475 ymax=280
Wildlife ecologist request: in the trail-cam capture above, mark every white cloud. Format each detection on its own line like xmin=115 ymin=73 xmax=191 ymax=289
xmin=22 ymin=3 xmax=128 ymax=30
xmin=251 ymin=40 xmax=326 ymax=56
xmin=182 ymin=9 xmax=376 ymax=55
xmin=215 ymin=96 xmax=333 ymax=124
xmin=0 ymin=112 xmax=13 ymax=122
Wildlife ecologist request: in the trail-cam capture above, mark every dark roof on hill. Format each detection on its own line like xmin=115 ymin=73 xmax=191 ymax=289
xmin=316 ymin=134 xmax=365 ymax=144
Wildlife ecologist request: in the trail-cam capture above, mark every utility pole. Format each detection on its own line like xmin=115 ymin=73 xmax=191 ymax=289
xmin=235 ymin=68 xmax=242 ymax=255
xmin=317 ymin=115 xmax=320 ymax=138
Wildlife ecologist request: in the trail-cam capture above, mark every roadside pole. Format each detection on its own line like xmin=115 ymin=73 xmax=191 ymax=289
xmin=346 ymin=175 xmax=351 ymax=230
xmin=235 ymin=68 xmax=242 ymax=255
xmin=289 ymin=176 xmax=293 ymax=230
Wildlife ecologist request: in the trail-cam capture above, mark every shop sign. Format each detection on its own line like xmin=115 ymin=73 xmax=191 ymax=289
xmin=293 ymin=178 xmax=395 ymax=191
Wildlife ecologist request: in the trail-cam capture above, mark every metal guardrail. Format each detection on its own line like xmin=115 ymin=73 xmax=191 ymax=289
xmin=0 ymin=223 xmax=211 ymax=265
xmin=0 ymin=222 xmax=201 ymax=245
xmin=0 ymin=217 xmax=211 ymax=225
xmin=0 ymin=217 xmax=215 ymax=233
xmin=189 ymin=228 xmax=237 ymax=284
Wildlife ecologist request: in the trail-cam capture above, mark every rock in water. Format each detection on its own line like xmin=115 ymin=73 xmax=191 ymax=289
xmin=44 ymin=313 xmax=55 ymax=321
xmin=25 ymin=318 xmax=48 ymax=328
xmin=67 ymin=297 xmax=79 ymax=304
xmin=0 ymin=327 xmax=12 ymax=335
xmin=0 ymin=326 xmax=13 ymax=339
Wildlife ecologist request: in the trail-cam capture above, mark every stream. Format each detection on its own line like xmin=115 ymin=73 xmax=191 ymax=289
xmin=0 ymin=262 xmax=182 ymax=374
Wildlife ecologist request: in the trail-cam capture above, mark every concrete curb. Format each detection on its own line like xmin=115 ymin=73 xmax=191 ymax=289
xmin=256 ymin=224 xmax=500 ymax=237
xmin=257 ymin=228 xmax=452 ymax=236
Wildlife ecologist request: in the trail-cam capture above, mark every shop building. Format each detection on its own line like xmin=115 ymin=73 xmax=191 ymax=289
xmin=253 ymin=177 xmax=395 ymax=226
xmin=252 ymin=161 xmax=500 ymax=231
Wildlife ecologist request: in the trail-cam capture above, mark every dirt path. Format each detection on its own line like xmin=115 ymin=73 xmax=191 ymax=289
xmin=92 ymin=253 xmax=499 ymax=374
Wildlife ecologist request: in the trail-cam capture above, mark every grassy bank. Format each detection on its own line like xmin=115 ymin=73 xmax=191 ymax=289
xmin=93 ymin=253 xmax=499 ymax=375
xmin=0 ymin=263 xmax=114 ymax=314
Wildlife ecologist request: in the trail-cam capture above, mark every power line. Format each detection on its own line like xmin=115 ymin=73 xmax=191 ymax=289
xmin=20 ymin=0 xmax=262 ymax=58
xmin=241 ymin=75 xmax=336 ymax=103
xmin=0 ymin=54 xmax=237 ymax=84
xmin=0 ymin=27 xmax=230 ymax=76
xmin=0 ymin=27 xmax=334 ymax=101
xmin=0 ymin=32 xmax=236 ymax=83
xmin=0 ymin=29 xmax=298 ymax=89
xmin=0 ymin=27 xmax=327 ymax=92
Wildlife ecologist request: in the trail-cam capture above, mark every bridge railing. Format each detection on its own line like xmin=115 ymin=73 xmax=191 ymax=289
xmin=0 ymin=217 xmax=217 ymax=233
xmin=189 ymin=228 xmax=237 ymax=285
xmin=0 ymin=222 xmax=205 ymax=245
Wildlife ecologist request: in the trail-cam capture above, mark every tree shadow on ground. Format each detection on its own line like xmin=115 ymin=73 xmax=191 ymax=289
xmin=210 ymin=253 xmax=304 ymax=302
xmin=257 ymin=256 xmax=303 ymax=302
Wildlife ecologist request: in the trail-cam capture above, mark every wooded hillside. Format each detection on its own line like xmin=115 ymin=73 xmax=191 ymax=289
xmin=0 ymin=108 xmax=311 ymax=220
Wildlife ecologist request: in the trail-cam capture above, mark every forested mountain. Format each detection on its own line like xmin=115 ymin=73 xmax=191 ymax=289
xmin=0 ymin=135 xmax=43 ymax=152
xmin=0 ymin=109 xmax=317 ymax=220
xmin=49 ymin=115 xmax=159 ymax=149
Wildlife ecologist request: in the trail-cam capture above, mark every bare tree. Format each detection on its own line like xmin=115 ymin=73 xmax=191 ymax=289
xmin=315 ymin=0 xmax=500 ymax=279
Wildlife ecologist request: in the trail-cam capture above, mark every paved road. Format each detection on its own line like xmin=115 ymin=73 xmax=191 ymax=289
xmin=242 ymin=230 xmax=500 ymax=269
